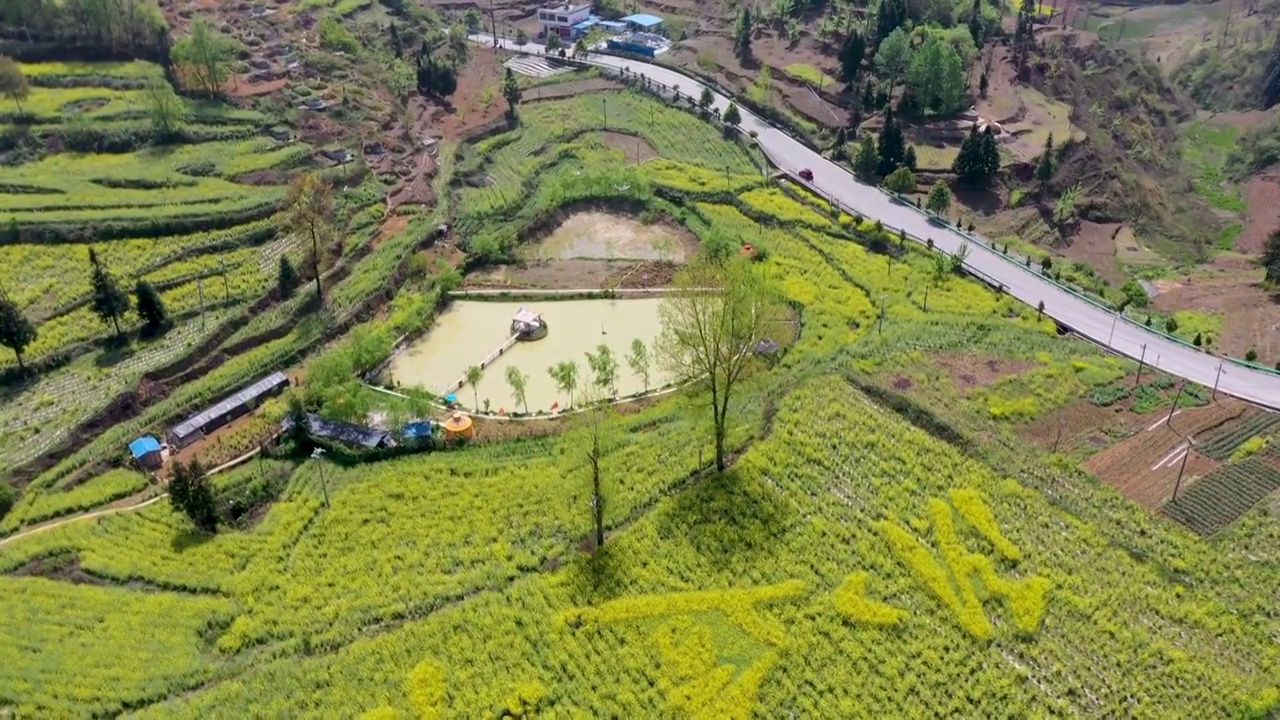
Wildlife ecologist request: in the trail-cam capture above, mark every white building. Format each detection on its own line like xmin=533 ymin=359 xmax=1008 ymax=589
xmin=537 ymin=3 xmax=592 ymax=40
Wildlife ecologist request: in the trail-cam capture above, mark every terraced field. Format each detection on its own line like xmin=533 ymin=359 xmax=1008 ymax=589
xmin=0 ymin=61 xmax=322 ymax=485
xmin=0 ymin=58 xmax=1276 ymax=719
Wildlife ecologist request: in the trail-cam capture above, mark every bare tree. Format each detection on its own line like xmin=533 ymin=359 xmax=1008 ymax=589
xmin=283 ymin=173 xmax=335 ymax=303
xmin=656 ymin=255 xmax=784 ymax=472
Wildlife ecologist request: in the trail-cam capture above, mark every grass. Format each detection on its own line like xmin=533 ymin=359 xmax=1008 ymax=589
xmin=1180 ymin=122 xmax=1246 ymax=214
xmin=1 ymin=78 xmax=1278 ymax=719
xmin=783 ymin=63 xmax=838 ymax=89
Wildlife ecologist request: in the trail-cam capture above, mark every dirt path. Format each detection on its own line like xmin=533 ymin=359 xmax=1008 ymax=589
xmin=0 ymin=448 xmax=263 ymax=549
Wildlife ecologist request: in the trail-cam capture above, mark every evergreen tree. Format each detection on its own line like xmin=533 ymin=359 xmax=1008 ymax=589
xmin=501 ymin=67 xmax=521 ymax=119
xmin=906 ymin=33 xmax=965 ymax=114
xmin=278 ymin=256 xmax=300 ymax=298
xmin=979 ymin=126 xmax=1001 ymax=178
xmin=134 ymin=280 xmax=168 ymax=332
xmin=979 ymin=71 xmax=989 ymax=98
xmin=723 ymin=101 xmax=742 ymax=125
xmin=875 ymin=0 xmax=907 ymax=44
xmin=862 ymin=78 xmax=876 ymax=109
xmin=0 ymin=289 xmax=36 ymax=371
xmin=88 ymin=248 xmax=130 ymax=338
xmin=1265 ymin=43 xmax=1280 ymax=110
xmin=854 ymin=135 xmax=879 ymax=177
xmin=967 ymin=0 xmax=985 ymax=46
xmin=416 ymin=53 xmax=458 ymax=96
xmin=1262 ymin=228 xmax=1280 ymax=284
xmin=388 ymin=21 xmax=403 ymax=57
xmin=884 ymin=166 xmax=916 ymax=194
xmin=926 ymin=180 xmax=952 ymax=215
xmin=876 ymin=107 xmax=905 ymax=176
xmin=1013 ymin=0 xmax=1037 ymax=67
xmin=839 ymin=31 xmax=866 ymax=84
xmin=903 ymin=143 xmax=917 ymax=171
xmin=734 ymin=6 xmax=753 ymax=59
xmin=1035 ymin=132 xmax=1055 ymax=191
xmin=169 ymin=458 xmax=219 ymax=533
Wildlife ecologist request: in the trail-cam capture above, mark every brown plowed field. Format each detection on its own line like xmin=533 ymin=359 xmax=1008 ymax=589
xmin=1083 ymin=400 xmax=1249 ymax=509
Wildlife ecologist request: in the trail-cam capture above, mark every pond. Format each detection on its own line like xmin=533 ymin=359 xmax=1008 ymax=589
xmin=388 ymin=299 xmax=673 ymax=413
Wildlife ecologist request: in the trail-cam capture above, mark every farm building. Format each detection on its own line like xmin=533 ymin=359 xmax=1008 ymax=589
xmin=620 ymin=13 xmax=663 ymax=32
xmin=168 ymin=372 xmax=290 ymax=449
xmin=282 ymin=412 xmax=395 ymax=449
xmin=127 ymin=435 xmax=165 ymax=470
xmin=537 ymin=3 xmax=592 ymax=39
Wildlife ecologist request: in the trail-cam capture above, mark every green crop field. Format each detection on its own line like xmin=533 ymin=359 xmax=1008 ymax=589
xmin=0 ymin=59 xmax=324 ymax=478
xmin=0 ymin=81 xmax=1277 ymax=718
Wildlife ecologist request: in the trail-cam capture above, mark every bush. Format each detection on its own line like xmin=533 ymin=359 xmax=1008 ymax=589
xmin=1246 ymin=348 xmax=1258 ymax=362
xmin=1088 ymin=384 xmax=1131 ymax=407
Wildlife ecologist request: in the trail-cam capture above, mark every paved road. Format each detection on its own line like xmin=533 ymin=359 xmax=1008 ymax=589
xmin=475 ymin=34 xmax=1280 ymax=410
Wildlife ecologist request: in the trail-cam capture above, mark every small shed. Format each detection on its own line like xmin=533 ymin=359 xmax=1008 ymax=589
xmin=443 ymin=412 xmax=475 ymax=441
xmin=128 ymin=436 xmax=164 ymax=469
xmin=621 ymin=13 xmax=663 ymax=31
xmin=401 ymin=421 xmax=435 ymax=447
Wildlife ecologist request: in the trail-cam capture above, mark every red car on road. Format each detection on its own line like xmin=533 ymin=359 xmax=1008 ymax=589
xmin=798 ymin=168 xmax=814 ymax=181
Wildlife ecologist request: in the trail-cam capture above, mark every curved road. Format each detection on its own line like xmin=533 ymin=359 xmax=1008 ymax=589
xmin=476 ymin=34 xmax=1280 ymax=410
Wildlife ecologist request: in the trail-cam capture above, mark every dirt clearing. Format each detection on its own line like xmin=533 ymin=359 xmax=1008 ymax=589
xmin=530 ymin=212 xmax=698 ymax=262
xmin=1083 ymin=399 xmax=1248 ymax=509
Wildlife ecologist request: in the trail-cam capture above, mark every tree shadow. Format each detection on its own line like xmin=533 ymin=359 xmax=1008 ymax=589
xmin=93 ymin=337 xmax=136 ymax=368
xmin=169 ymin=526 xmax=215 ymax=553
xmin=951 ymin=182 xmax=1005 ymax=216
xmin=656 ymin=466 xmax=794 ymax=567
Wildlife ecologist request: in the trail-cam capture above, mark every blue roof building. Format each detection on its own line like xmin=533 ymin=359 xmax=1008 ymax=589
xmin=129 ymin=435 xmax=164 ymax=469
xmin=128 ymin=436 xmax=162 ymax=459
xmin=621 ymin=13 xmax=663 ymax=30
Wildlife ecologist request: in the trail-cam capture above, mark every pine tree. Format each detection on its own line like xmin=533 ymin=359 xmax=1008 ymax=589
xmin=903 ymin=144 xmax=917 ymax=171
xmin=854 ymin=135 xmax=879 ymax=177
xmin=979 ymin=71 xmax=989 ymax=98
xmin=169 ymin=458 xmax=219 ymax=533
xmin=134 ymin=280 xmax=168 ymax=332
xmin=979 ymin=126 xmax=1001 ymax=178
xmin=723 ymin=102 xmax=742 ymax=125
xmin=875 ymin=0 xmax=907 ymax=43
xmin=734 ymin=6 xmax=753 ymax=59
xmin=1035 ymin=132 xmax=1055 ymax=191
xmin=862 ymin=78 xmax=876 ymax=110
xmin=839 ymin=31 xmax=866 ymax=84
xmin=278 ymin=256 xmax=300 ymax=298
xmin=88 ymin=248 xmax=130 ymax=338
xmin=0 ymin=288 xmax=36 ymax=371
xmin=502 ymin=67 xmax=521 ymax=119
xmin=876 ymin=107 xmax=905 ymax=177
xmin=968 ymin=0 xmax=984 ymax=46
xmin=1265 ymin=43 xmax=1280 ymax=110
xmin=1262 ymin=228 xmax=1280 ymax=284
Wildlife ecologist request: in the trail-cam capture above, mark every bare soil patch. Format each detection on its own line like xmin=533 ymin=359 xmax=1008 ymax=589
xmin=594 ymin=131 xmax=657 ymax=164
xmin=464 ymin=258 xmax=680 ymax=290
xmin=531 ymin=211 xmax=697 ymax=262
xmin=1237 ymin=164 xmax=1280 ymax=255
xmin=1151 ymin=265 xmax=1280 ymax=361
xmin=439 ymin=47 xmax=509 ymax=142
xmin=1021 ymin=398 xmax=1135 ymax=454
xmin=523 ymin=77 xmax=624 ymax=102
xmin=1083 ymin=399 xmax=1248 ymax=509
xmin=13 ymin=554 xmax=105 ymax=586
xmin=1062 ymin=220 xmax=1125 ymax=284
xmin=933 ymin=353 xmax=1036 ymax=390
xmin=226 ymin=76 xmax=289 ymax=98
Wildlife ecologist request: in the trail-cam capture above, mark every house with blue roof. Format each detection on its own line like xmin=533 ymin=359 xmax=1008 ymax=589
xmin=621 ymin=13 xmax=663 ymax=32
xmin=128 ymin=435 xmax=165 ymax=470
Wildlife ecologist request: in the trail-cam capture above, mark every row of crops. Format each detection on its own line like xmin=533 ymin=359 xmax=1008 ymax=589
xmin=1163 ymin=451 xmax=1280 ymax=536
xmin=24 ymin=380 xmax=1260 ymax=718
xmin=0 ymin=78 xmax=1276 ymax=716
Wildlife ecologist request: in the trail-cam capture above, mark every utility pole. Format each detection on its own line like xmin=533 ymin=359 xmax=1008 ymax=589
xmin=602 ymin=96 xmax=607 ymax=129
xmin=1107 ymin=312 xmax=1119 ymax=347
xmin=197 ymin=275 xmax=205 ymax=330
xmin=878 ymin=295 xmax=887 ymax=335
xmin=311 ymin=447 xmax=329 ymax=508
xmin=1172 ymin=440 xmax=1193 ymax=502
xmin=922 ymin=284 xmax=929 ymax=312
xmin=1135 ymin=343 xmax=1147 ymax=384
xmin=1166 ymin=383 xmax=1184 ymax=426
xmin=1212 ymin=362 xmax=1225 ymax=401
